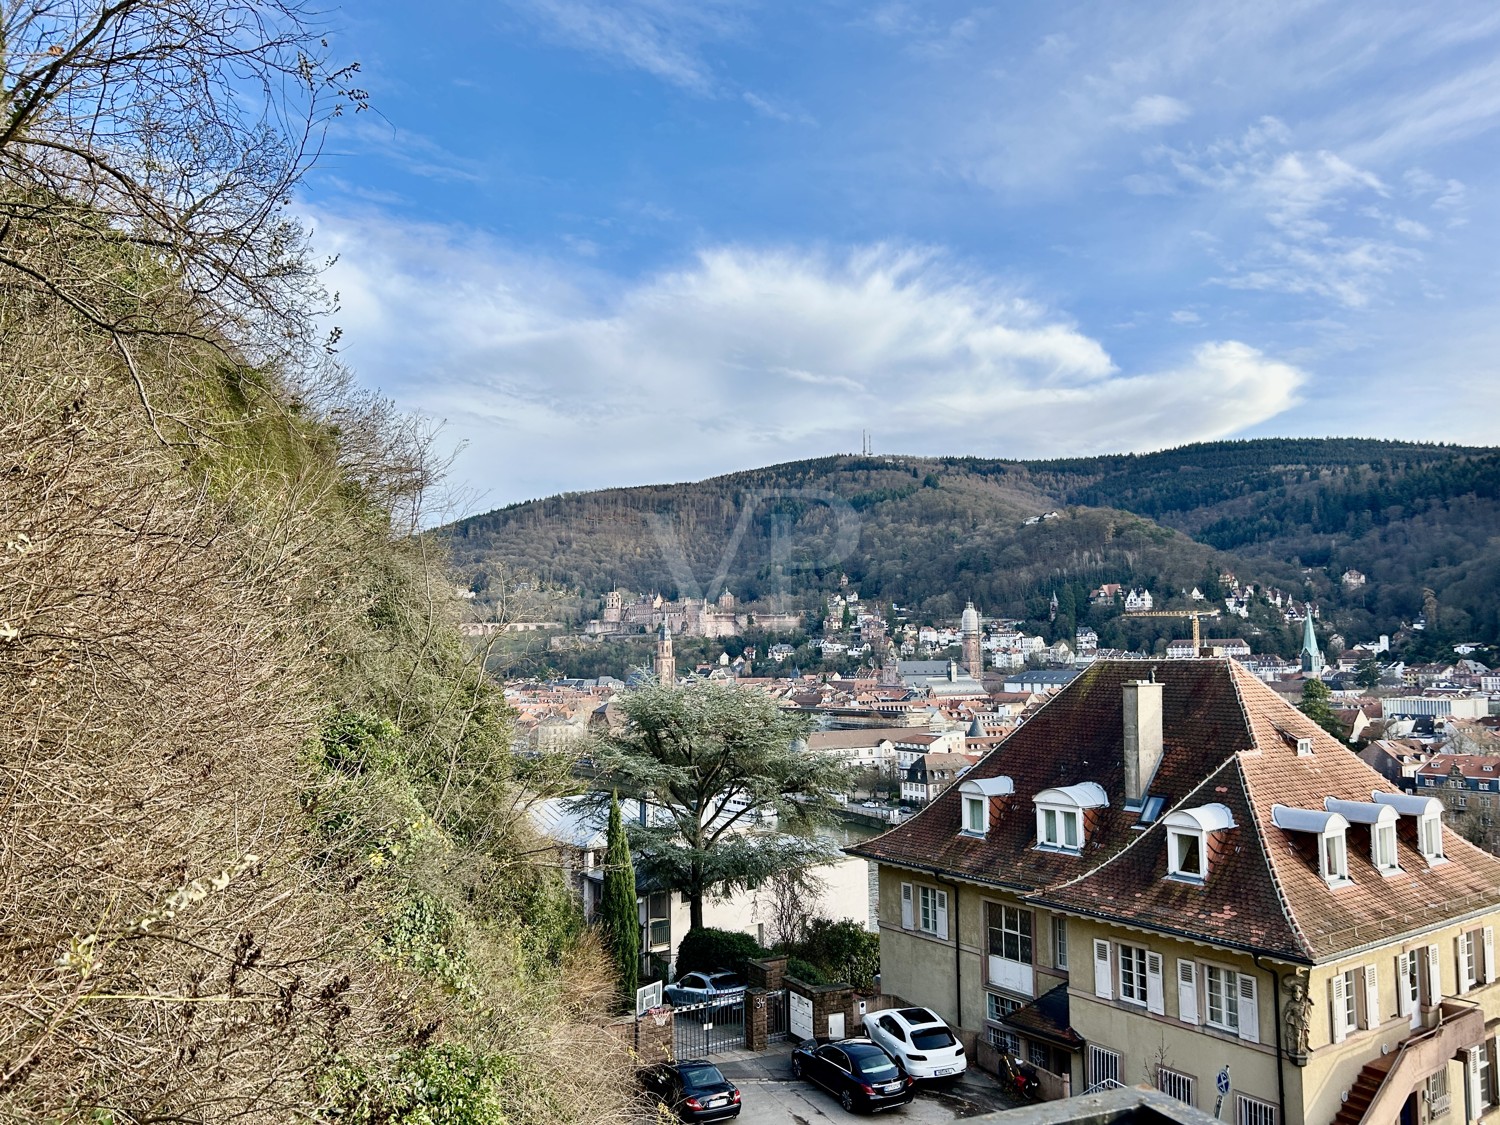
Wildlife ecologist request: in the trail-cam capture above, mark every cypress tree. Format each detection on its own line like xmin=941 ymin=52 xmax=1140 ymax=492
xmin=601 ymin=792 xmax=640 ymax=1008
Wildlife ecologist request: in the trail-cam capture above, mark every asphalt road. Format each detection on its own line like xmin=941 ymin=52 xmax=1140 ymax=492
xmin=711 ymin=1048 xmax=1021 ymax=1124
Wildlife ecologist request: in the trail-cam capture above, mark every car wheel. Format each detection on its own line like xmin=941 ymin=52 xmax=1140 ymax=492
xmin=790 ymin=1057 xmax=802 ymax=1079
xmin=840 ymin=1088 xmax=855 ymax=1112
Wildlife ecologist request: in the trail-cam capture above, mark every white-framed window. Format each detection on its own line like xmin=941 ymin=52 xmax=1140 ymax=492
xmin=1119 ymin=944 xmax=1149 ymax=1006
xmin=1168 ymin=827 xmax=1205 ymax=879
xmin=1205 ymin=965 xmax=1240 ymax=1032
xmin=987 ymin=991 xmax=1020 ymax=1023
xmin=1479 ymin=1042 xmax=1493 ymax=1110
xmin=987 ymin=1026 xmax=1021 ymax=1055
xmin=1236 ymin=1093 xmax=1277 ymax=1125
xmin=1373 ymin=822 xmax=1399 ymax=873
xmin=1321 ymin=829 xmax=1349 ymax=884
xmin=1459 ymin=931 xmax=1478 ymax=993
xmin=1039 ymin=806 xmax=1080 ymax=850
xmin=964 ymin=796 xmax=986 ymax=836
xmin=1054 ymin=917 xmax=1069 ymax=970
xmin=1420 ymin=813 xmax=1446 ymax=862
xmin=919 ymin=885 xmax=949 ymax=937
xmin=899 ymin=881 xmax=949 ymax=939
xmin=1157 ymin=1067 xmax=1195 ymax=1105
xmin=989 ymin=904 xmax=1033 ymax=964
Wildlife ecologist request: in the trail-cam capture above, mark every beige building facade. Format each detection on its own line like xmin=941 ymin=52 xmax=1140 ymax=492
xmin=854 ymin=661 xmax=1500 ymax=1125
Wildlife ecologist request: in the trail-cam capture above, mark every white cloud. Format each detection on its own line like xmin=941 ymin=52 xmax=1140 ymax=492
xmin=508 ymin=0 xmax=747 ymax=94
xmin=1116 ymin=94 xmax=1191 ymax=131
xmin=1170 ymin=310 xmax=1201 ymax=324
xmin=313 ymin=211 xmax=1306 ymax=505
xmin=742 ymin=91 xmax=816 ymax=126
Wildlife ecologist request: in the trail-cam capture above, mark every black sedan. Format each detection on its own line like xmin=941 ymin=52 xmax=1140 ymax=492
xmin=789 ymin=1037 xmax=915 ymax=1113
xmin=640 ymin=1059 xmax=742 ymax=1122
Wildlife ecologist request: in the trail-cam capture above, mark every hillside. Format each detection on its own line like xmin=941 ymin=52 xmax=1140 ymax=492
xmin=445 ymin=440 xmax=1500 ymax=654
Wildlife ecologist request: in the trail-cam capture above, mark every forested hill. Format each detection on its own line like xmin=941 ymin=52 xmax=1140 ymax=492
xmin=445 ymin=439 xmax=1500 ymax=648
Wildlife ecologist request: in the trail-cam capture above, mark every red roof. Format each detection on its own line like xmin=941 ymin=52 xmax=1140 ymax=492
xmin=850 ymin=660 xmax=1500 ymax=965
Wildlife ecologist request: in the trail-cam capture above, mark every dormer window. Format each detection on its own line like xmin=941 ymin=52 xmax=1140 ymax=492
xmin=1325 ymin=798 xmax=1401 ymax=876
xmin=1271 ymin=805 xmax=1352 ymax=887
xmin=1162 ymin=804 xmax=1236 ymax=882
xmin=1296 ymin=737 xmax=1313 ymax=757
xmin=958 ymin=776 xmax=1013 ymax=840
xmin=1372 ymin=791 xmax=1448 ymax=866
xmin=1034 ymin=783 xmax=1108 ymax=854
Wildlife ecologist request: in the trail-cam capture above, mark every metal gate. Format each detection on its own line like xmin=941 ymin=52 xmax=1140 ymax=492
xmin=671 ymin=996 xmax=745 ymax=1057
xmin=764 ymin=989 xmax=790 ymax=1043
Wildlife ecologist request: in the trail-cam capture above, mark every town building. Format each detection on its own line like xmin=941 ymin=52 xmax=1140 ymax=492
xmin=901 ymin=751 xmax=979 ymax=806
xmin=1167 ymin=638 xmax=1252 ymax=660
xmin=851 ymin=660 xmax=1500 ymax=1125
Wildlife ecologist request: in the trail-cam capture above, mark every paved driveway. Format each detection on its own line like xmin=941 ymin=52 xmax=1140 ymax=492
xmin=712 ymin=1048 xmax=1020 ymax=1124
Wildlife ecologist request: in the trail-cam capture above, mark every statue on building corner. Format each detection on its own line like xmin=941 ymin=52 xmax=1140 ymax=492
xmin=1282 ymin=973 xmax=1312 ymax=1064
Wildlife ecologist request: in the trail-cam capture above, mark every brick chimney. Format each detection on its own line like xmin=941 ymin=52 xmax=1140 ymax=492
xmin=1123 ymin=679 xmax=1164 ymax=803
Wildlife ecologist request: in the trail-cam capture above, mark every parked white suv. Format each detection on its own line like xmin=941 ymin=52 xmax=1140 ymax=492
xmin=861 ymin=1006 xmax=967 ymax=1080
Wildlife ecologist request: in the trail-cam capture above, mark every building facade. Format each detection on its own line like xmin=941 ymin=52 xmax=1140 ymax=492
xmin=852 ymin=661 xmax=1500 ymax=1125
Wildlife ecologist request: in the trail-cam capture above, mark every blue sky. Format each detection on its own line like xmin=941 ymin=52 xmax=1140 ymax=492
xmin=303 ymin=1 xmax=1500 ymax=513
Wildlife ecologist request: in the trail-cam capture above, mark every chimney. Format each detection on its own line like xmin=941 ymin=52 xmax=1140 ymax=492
xmin=1123 ymin=679 xmax=1165 ymax=803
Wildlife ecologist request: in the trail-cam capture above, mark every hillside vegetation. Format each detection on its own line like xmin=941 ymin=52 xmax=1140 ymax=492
xmin=447 ymin=440 xmax=1500 ymax=651
xmin=0 ymin=4 xmax=631 ymax=1121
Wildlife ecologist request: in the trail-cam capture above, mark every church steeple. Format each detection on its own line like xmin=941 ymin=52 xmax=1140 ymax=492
xmin=1300 ymin=612 xmax=1324 ymax=677
xmin=655 ymin=620 xmax=676 ymax=684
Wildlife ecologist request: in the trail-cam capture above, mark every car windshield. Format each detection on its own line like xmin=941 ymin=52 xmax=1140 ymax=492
xmin=709 ymin=973 xmax=744 ymax=989
xmin=853 ymin=1056 xmax=899 ymax=1080
xmin=680 ymin=1064 xmax=726 ymax=1087
xmin=911 ymin=1027 xmax=956 ymax=1050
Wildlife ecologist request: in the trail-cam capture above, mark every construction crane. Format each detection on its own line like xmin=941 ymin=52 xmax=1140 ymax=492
xmin=1124 ymin=608 xmax=1221 ymax=655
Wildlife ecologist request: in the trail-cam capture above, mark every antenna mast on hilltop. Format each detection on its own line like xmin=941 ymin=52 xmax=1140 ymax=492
xmin=861 ymin=431 xmax=873 ymax=456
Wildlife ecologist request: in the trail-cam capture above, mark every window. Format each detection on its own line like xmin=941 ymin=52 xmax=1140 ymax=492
xmin=1089 ymin=1045 xmax=1120 ymax=1088
xmin=1029 ymin=1041 xmax=1051 ymax=1070
xmin=1119 ymin=944 xmax=1149 ymax=1005
xmin=1170 ymin=829 xmax=1205 ymax=879
xmin=1205 ymin=966 xmax=1241 ymax=1032
xmin=1428 ymin=1068 xmax=1451 ymax=1116
xmin=987 ymin=1026 xmax=1021 ymax=1055
xmin=1054 ymin=917 xmax=1069 ymax=970
xmin=989 ymin=905 xmax=1033 ymax=964
xmin=919 ymin=885 xmax=949 ymax=937
xmin=1236 ymin=1094 xmax=1277 ymax=1125
xmin=1479 ymin=1043 xmax=1493 ymax=1110
xmin=1373 ymin=822 xmax=1399 ymax=873
xmin=1458 ymin=793 xmax=1469 ymax=810
xmin=1039 ymin=807 xmax=1080 ymax=849
xmin=964 ymin=796 xmax=985 ymax=835
xmin=1157 ymin=1067 xmax=1195 ymax=1105
xmin=1460 ymin=932 xmax=1478 ymax=993
xmin=987 ymin=991 xmax=1020 ymax=1022
xmin=646 ymin=891 xmax=671 ymax=949
xmin=1420 ymin=813 xmax=1446 ymax=862
xmin=1322 ymin=830 xmax=1349 ymax=883
xmin=1345 ymin=968 xmax=1361 ymax=1030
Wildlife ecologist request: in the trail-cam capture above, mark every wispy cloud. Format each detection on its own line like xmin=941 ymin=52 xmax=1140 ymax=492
xmin=508 ymin=0 xmax=748 ymax=94
xmin=312 ymin=210 xmax=1305 ymax=503
xmin=742 ymin=91 xmax=816 ymax=126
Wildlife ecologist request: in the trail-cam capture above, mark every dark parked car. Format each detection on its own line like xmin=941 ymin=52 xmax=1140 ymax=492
xmin=789 ymin=1037 xmax=914 ymax=1114
xmin=640 ymin=1059 xmax=742 ymax=1122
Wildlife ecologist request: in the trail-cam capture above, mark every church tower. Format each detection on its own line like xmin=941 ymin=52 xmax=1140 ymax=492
xmin=961 ymin=601 xmax=983 ymax=681
xmin=1300 ymin=613 xmax=1325 ymax=678
xmin=655 ymin=621 xmax=676 ymax=684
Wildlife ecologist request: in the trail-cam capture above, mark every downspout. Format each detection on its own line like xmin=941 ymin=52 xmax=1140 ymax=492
xmin=1254 ymin=954 xmax=1288 ymax=1125
xmin=947 ymin=879 xmax=963 ymax=1029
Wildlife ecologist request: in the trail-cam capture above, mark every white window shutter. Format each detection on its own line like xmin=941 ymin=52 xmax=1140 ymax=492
xmin=1363 ymin=964 xmax=1379 ymax=1029
xmin=1457 ymin=937 xmax=1471 ymax=994
xmin=935 ymin=890 xmax=949 ymax=940
xmin=900 ymin=882 xmax=913 ymax=929
xmin=1238 ymin=974 xmax=1260 ymax=1044
xmin=1470 ymin=1047 xmax=1485 ymax=1111
xmin=1176 ymin=960 xmax=1199 ymax=1025
xmin=1428 ymin=943 xmax=1442 ymax=1003
xmin=1331 ymin=974 xmax=1348 ymax=1044
xmin=1485 ymin=927 xmax=1496 ymax=984
xmin=1146 ymin=952 xmax=1165 ymax=1015
xmin=1397 ymin=952 xmax=1412 ymax=1018
xmin=1093 ymin=939 xmax=1113 ymax=1000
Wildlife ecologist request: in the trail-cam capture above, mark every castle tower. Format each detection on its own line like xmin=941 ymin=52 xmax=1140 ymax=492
xmin=655 ymin=621 xmax=676 ymax=684
xmin=1300 ymin=613 xmax=1325 ymax=678
xmin=961 ymin=601 xmax=983 ymax=681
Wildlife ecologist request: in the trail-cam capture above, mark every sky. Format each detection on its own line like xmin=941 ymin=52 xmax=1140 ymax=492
xmin=301 ymin=1 xmax=1500 ymax=514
